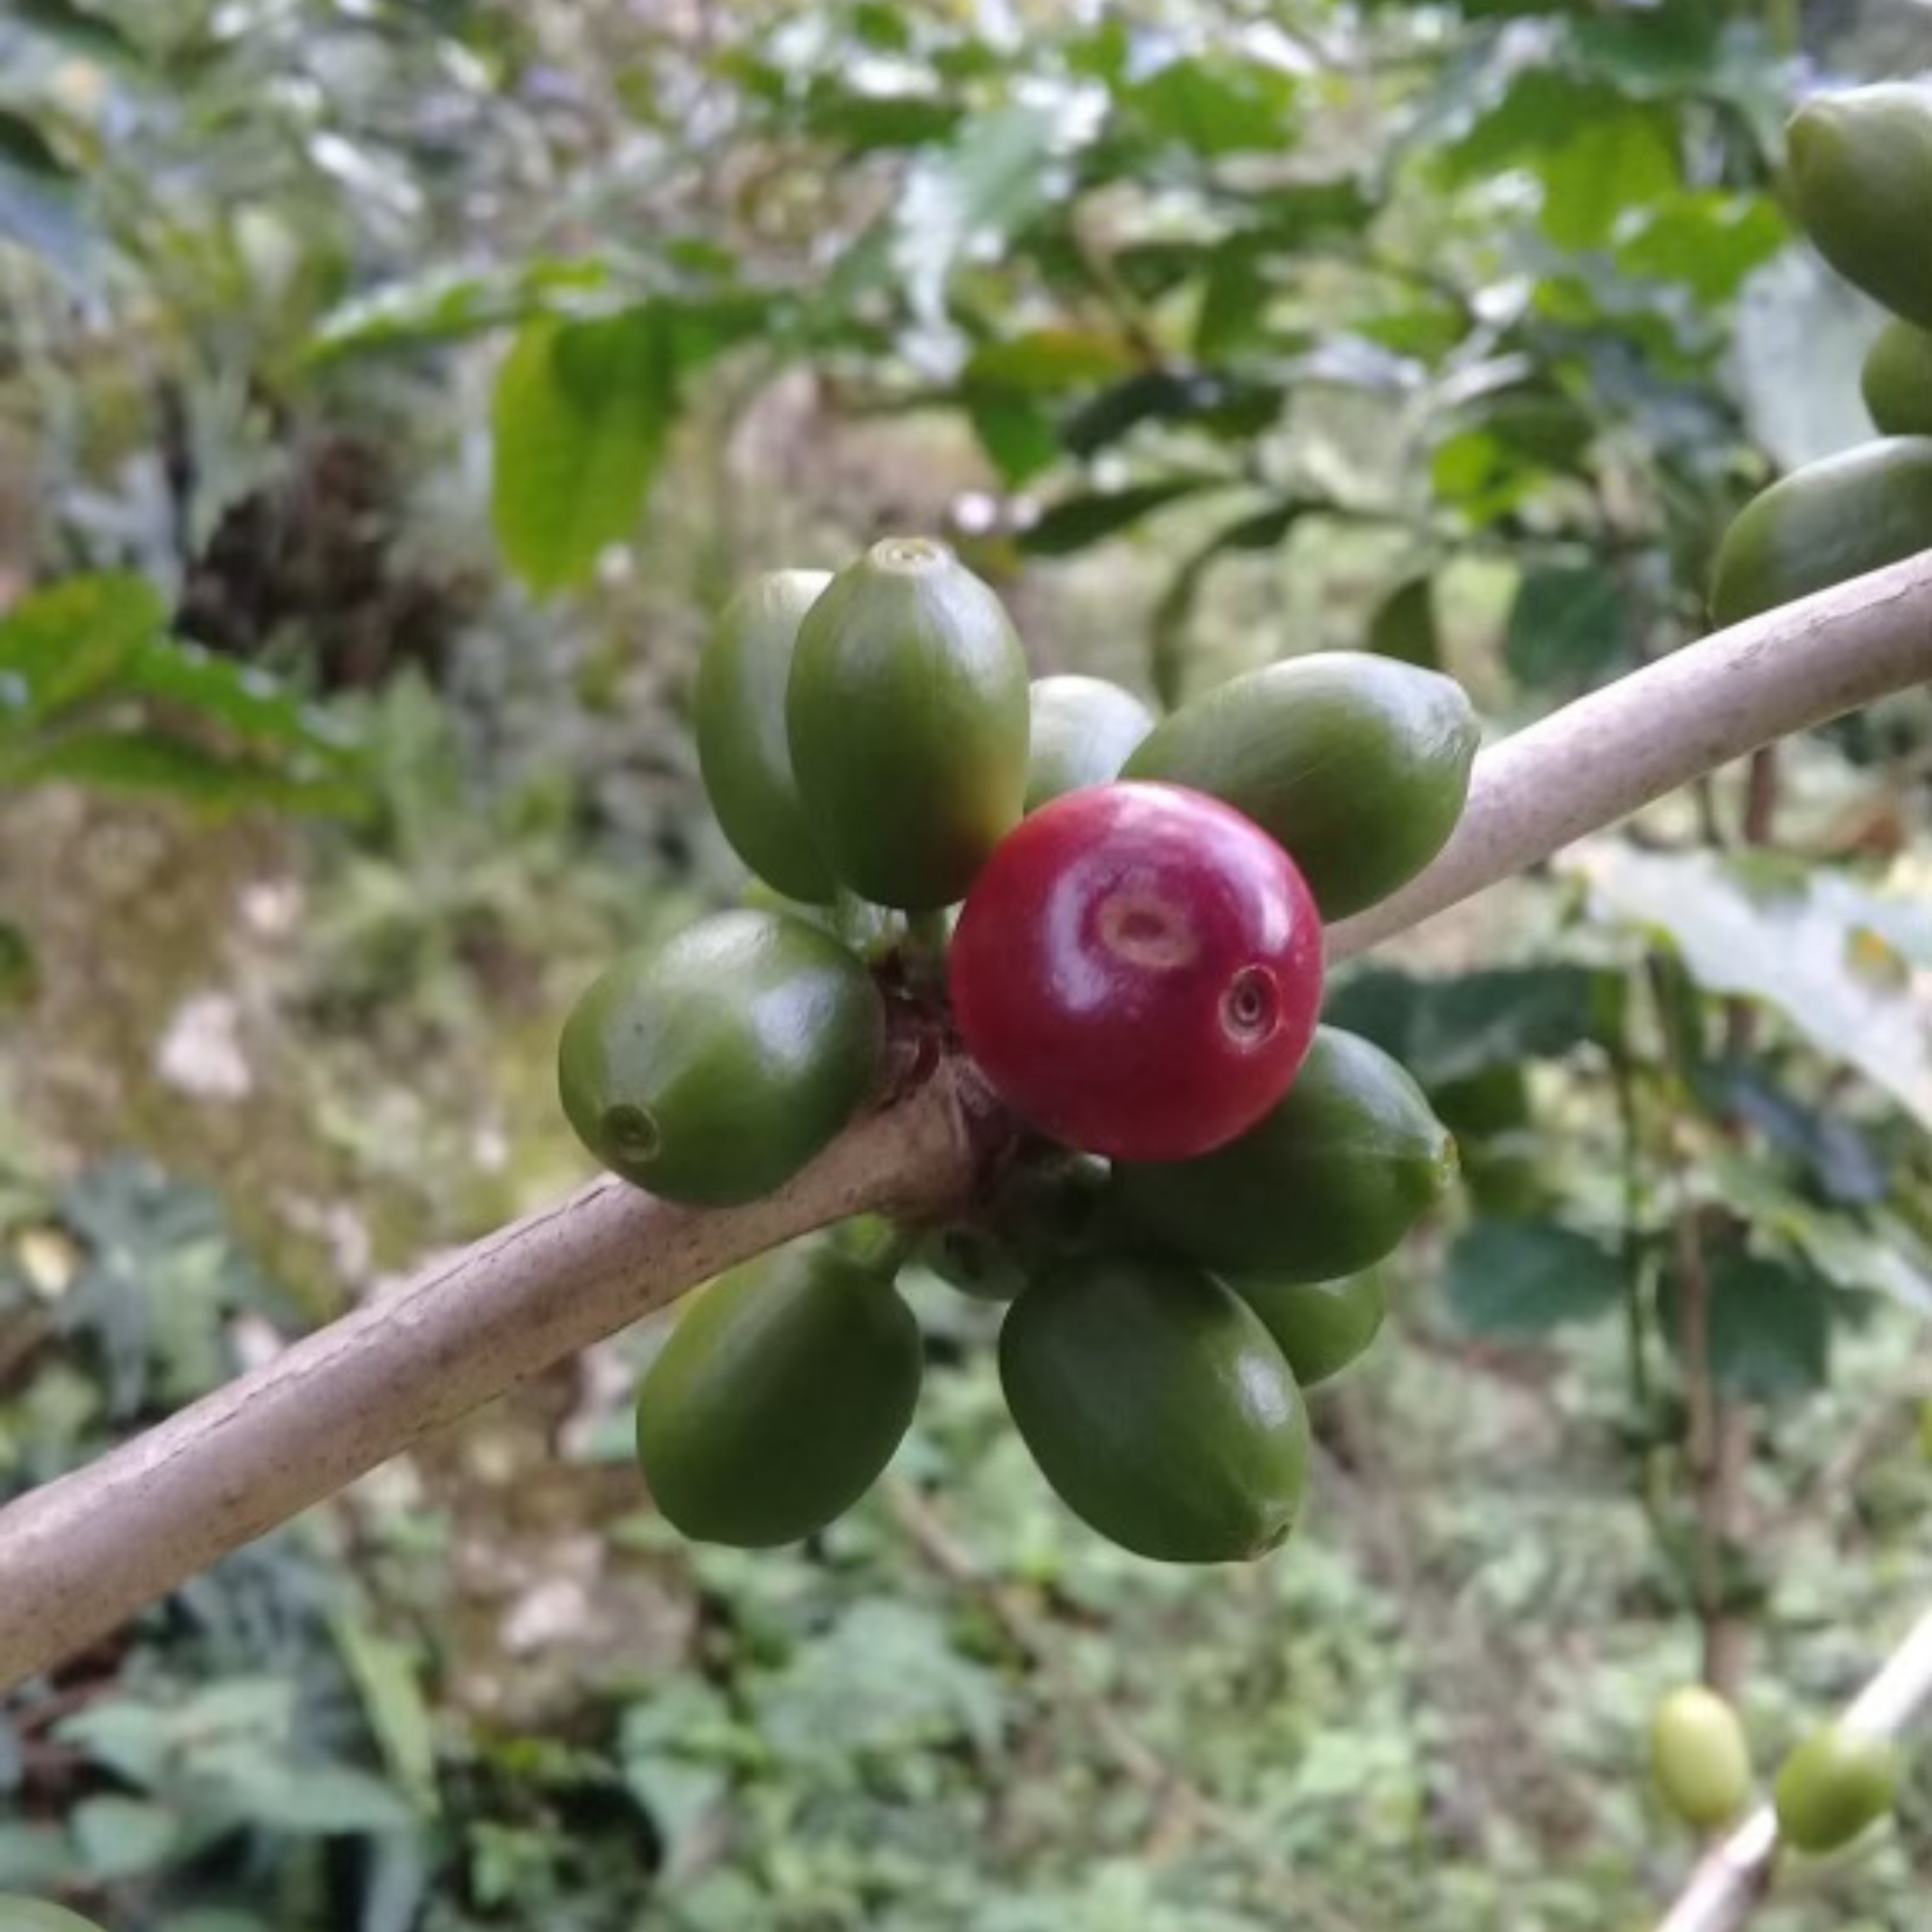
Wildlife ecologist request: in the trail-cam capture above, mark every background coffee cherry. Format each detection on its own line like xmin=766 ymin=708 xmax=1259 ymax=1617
xmin=1230 ymin=1271 xmax=1387 ymax=1390
xmin=950 ymin=781 xmax=1323 ymax=1163
xmin=1024 ymin=673 xmax=1156 ymax=811
xmin=697 ymin=569 xmax=837 ymax=903
xmin=1773 ymin=1723 xmax=1900 ymax=1854
xmin=1861 ymin=320 xmax=1932 ymax=437
xmin=1111 ymin=1027 xmax=1456 ymax=1281
xmin=786 ymin=536 xmax=1029 ymax=908
xmin=636 ymin=1239 xmax=922 ymax=1547
xmin=557 ymin=909 xmax=883 ymax=1206
xmin=1650 ymin=1686 xmax=1753 ymax=1831
xmin=1710 ymin=439 xmax=1932 ymax=626
xmin=1787 ymin=84 xmax=1932 ymax=330
xmin=1124 ymin=654 xmax=1479 ymax=920
xmin=999 ymin=1251 xmax=1309 ymax=1563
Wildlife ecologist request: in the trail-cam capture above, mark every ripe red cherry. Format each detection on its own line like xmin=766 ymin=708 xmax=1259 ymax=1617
xmin=949 ymin=781 xmax=1323 ymax=1162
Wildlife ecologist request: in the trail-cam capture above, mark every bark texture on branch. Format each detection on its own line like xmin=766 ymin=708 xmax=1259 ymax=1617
xmin=1 ymin=549 xmax=1930 ymax=1693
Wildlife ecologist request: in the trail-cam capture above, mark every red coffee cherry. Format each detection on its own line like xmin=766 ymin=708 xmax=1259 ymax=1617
xmin=950 ymin=781 xmax=1323 ymax=1161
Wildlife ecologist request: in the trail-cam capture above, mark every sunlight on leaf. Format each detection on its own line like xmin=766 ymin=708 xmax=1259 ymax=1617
xmin=1574 ymin=842 xmax=1932 ymax=1129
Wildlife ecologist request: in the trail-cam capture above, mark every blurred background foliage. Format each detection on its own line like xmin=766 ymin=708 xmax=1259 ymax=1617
xmin=2 ymin=0 xmax=1932 ymax=1926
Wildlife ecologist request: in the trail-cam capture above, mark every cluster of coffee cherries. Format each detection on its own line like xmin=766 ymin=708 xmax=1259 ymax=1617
xmin=1712 ymin=82 xmax=1932 ymax=623
xmin=559 ymin=536 xmax=1477 ymax=1562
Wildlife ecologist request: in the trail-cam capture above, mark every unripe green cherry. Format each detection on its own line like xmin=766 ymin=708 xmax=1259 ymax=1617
xmin=1774 ymin=1723 xmax=1900 ymax=1854
xmin=637 ymin=1240 xmax=922 ymax=1547
xmin=1787 ymin=84 xmax=1932 ymax=329
xmin=1124 ymin=654 xmax=1480 ymax=920
xmin=1710 ymin=439 xmax=1932 ymax=626
xmin=1000 ymin=1251 xmax=1309 ymax=1563
xmin=1024 ymin=674 xmax=1156 ymax=810
xmin=557 ymin=910 xmax=883 ymax=1207
xmin=1650 ymin=1686 xmax=1753 ymax=1831
xmin=786 ymin=536 xmax=1030 ymax=908
xmin=1111 ymin=1027 xmax=1457 ymax=1283
xmin=1230 ymin=1270 xmax=1387 ymax=1389
xmin=1862 ymin=319 xmax=1932 ymax=436
xmin=697 ymin=569 xmax=837 ymax=902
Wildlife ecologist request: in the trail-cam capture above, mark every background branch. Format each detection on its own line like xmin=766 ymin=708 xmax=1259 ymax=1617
xmin=1655 ymin=1600 xmax=1932 ymax=1932
xmin=2 ymin=550 xmax=1931 ymax=1692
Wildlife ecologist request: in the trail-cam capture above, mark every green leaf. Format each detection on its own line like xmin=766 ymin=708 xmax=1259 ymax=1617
xmin=1062 ymin=370 xmax=1279 ymax=457
xmin=329 ymin=1614 xmax=439 ymax=1816
xmin=306 ymin=258 xmax=614 ymax=364
xmin=962 ymin=327 xmax=1137 ymax=393
xmin=1194 ymin=237 xmax=1270 ymax=362
xmin=1615 ymin=192 xmax=1788 ymax=304
xmin=71 ymin=1795 xmax=179 ymax=1879
xmin=0 ymin=111 xmax=71 ymax=181
xmin=1121 ymin=50 xmax=1299 ymax=157
xmin=1366 ymin=576 xmax=1441 ymax=668
xmin=1533 ymin=107 xmax=1678 ymax=249
xmin=1444 ymin=1218 xmax=1625 ymax=1336
xmin=490 ymin=308 xmax=679 ymax=595
xmin=0 ymin=112 xmax=89 ymax=284
xmin=1708 ymin=1067 xmax=1887 ymax=1206
xmin=1147 ymin=499 xmax=1305 ymax=705
xmin=122 ymin=638 xmax=356 ymax=760
xmin=0 ymin=573 xmax=165 ymax=724
xmin=1504 ymin=563 xmax=1626 ymax=692
xmin=14 ymin=0 xmax=138 ymax=59
xmin=1 ymin=731 xmax=367 ymax=817
xmin=0 ymin=919 xmax=34 ymax=1011
xmin=1691 ymin=1152 xmax=1932 ymax=1317
xmin=219 ymin=1759 xmax=415 ymax=1835
xmin=1437 ymin=69 xmax=1613 ymax=180
xmin=55 ymin=1698 xmax=173 ymax=1786
xmin=1660 ymin=1251 xmax=1832 ymax=1401
xmin=1324 ymin=964 xmax=1623 ymax=1088
xmin=803 ymin=83 xmax=960 ymax=154
xmin=1573 ymin=844 xmax=1932 ymax=1130
xmin=895 ymin=103 xmax=1071 ymax=327
xmin=964 ymin=388 xmax=1060 ymax=487
xmin=1019 ymin=477 xmax=1231 ymax=557
xmin=0 ymin=1821 xmax=72 ymax=1889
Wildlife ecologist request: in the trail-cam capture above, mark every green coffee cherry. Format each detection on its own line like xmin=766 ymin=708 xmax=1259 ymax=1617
xmin=1024 ymin=674 xmax=1156 ymax=810
xmin=1124 ymin=654 xmax=1479 ymax=920
xmin=1000 ymin=1251 xmax=1309 ymax=1563
xmin=1862 ymin=320 xmax=1932 ymax=436
xmin=557 ymin=910 xmax=883 ymax=1207
xmin=1650 ymin=1686 xmax=1753 ymax=1831
xmin=637 ymin=1240 xmax=922 ymax=1547
xmin=1787 ymin=84 xmax=1932 ymax=329
xmin=1111 ymin=1027 xmax=1457 ymax=1283
xmin=1774 ymin=1723 xmax=1900 ymax=1854
xmin=1710 ymin=438 xmax=1932 ymax=626
xmin=697 ymin=569 xmax=837 ymax=902
xmin=786 ymin=536 xmax=1030 ymax=908
xmin=1231 ymin=1271 xmax=1386 ymax=1389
